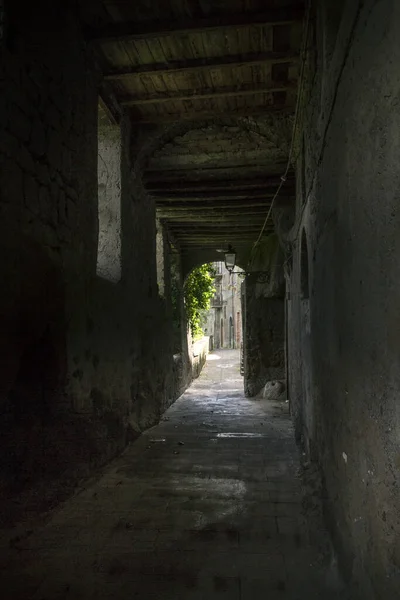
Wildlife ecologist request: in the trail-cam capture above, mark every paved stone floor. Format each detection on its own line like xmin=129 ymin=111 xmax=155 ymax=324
xmin=1 ymin=350 xmax=348 ymax=599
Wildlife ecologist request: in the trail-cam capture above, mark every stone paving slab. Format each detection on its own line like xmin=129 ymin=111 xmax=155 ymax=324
xmin=0 ymin=349 xmax=348 ymax=599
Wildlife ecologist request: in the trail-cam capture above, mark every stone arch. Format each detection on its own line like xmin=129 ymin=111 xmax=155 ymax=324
xmin=182 ymin=252 xmax=247 ymax=284
xmin=132 ymin=114 xmax=294 ymax=188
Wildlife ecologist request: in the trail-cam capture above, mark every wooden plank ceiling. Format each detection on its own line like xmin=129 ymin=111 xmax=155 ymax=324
xmin=90 ymin=0 xmax=303 ymax=253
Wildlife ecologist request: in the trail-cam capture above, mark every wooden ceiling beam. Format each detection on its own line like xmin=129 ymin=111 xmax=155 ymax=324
xmin=90 ymin=8 xmax=304 ymax=43
xmin=178 ymin=243 xmax=251 ymax=249
xmin=158 ymin=212 xmax=271 ymax=220
xmin=120 ymin=81 xmax=296 ymax=106
xmin=179 ymin=237 xmax=258 ymax=242
xmin=156 ymin=203 xmax=273 ymax=212
xmin=147 ymin=176 xmax=295 ymax=192
xmin=153 ymin=189 xmax=282 ymax=201
xmin=132 ymin=104 xmax=294 ymax=123
xmin=174 ymin=230 xmax=267 ymax=235
xmin=145 ymin=163 xmax=290 ymax=179
xmin=178 ymin=238 xmax=268 ymax=242
xmin=106 ymin=52 xmax=298 ymax=80
xmin=175 ymin=237 xmax=263 ymax=242
xmin=155 ymin=197 xmax=292 ymax=208
xmin=159 ymin=213 xmax=271 ymax=221
xmin=169 ymin=220 xmax=266 ymax=226
xmin=168 ymin=226 xmax=266 ymax=232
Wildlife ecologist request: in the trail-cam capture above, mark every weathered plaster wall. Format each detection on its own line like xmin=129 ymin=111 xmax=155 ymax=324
xmin=97 ymin=124 xmax=122 ymax=283
xmin=0 ymin=0 xmax=191 ymax=515
xmin=286 ymin=1 xmax=400 ymax=596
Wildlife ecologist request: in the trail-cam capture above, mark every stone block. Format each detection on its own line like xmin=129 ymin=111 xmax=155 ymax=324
xmin=39 ymin=221 xmax=59 ymax=248
xmin=47 ymin=133 xmax=63 ymax=169
xmin=66 ymin=186 xmax=78 ymax=205
xmin=58 ymin=223 xmax=71 ymax=243
xmin=58 ymin=189 xmax=67 ymax=223
xmin=66 ymin=197 xmax=77 ymax=225
xmin=18 ymin=145 xmax=35 ymax=173
xmin=0 ymin=129 xmax=19 ymax=158
xmin=11 ymin=106 xmax=31 ymax=143
xmin=39 ymin=185 xmax=51 ymax=216
xmin=30 ymin=119 xmax=47 ymax=157
xmin=47 ymin=103 xmax=61 ymax=130
xmin=27 ymin=63 xmax=47 ymax=92
xmin=50 ymin=180 xmax=59 ymax=225
xmin=23 ymin=174 xmax=40 ymax=215
xmin=37 ymin=162 xmax=50 ymax=187
xmin=0 ymin=157 xmax=24 ymax=207
xmin=62 ymin=144 xmax=72 ymax=178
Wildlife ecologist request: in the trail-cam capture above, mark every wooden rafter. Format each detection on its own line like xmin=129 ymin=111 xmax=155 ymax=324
xmin=174 ymin=237 xmax=269 ymax=244
xmin=158 ymin=206 xmax=272 ymax=214
xmin=146 ymin=163 xmax=290 ymax=178
xmin=176 ymin=223 xmax=266 ymax=227
xmin=105 ymin=52 xmax=298 ymax=81
xmin=89 ymin=8 xmax=304 ymax=43
xmin=177 ymin=237 xmax=259 ymax=240
xmin=147 ymin=176 xmax=295 ymax=192
xmin=173 ymin=227 xmax=269 ymax=233
xmin=153 ymin=189 xmax=286 ymax=201
xmin=131 ymin=104 xmax=294 ymax=123
xmin=178 ymin=238 xmax=267 ymax=242
xmin=120 ymin=81 xmax=295 ymax=106
xmin=156 ymin=203 xmax=273 ymax=212
xmin=158 ymin=214 xmax=272 ymax=221
xmin=156 ymin=202 xmax=289 ymax=211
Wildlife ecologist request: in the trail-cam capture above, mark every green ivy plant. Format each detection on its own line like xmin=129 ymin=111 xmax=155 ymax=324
xmin=184 ymin=263 xmax=216 ymax=339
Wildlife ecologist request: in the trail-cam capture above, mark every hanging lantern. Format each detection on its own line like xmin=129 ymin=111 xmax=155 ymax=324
xmin=224 ymin=245 xmax=236 ymax=273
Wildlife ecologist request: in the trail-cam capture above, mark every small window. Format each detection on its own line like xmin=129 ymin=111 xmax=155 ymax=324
xmin=96 ymin=102 xmax=122 ymax=283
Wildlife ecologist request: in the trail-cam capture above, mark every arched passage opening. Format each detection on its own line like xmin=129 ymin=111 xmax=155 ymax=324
xmin=132 ymin=108 xmax=294 ymax=402
xmin=133 ymin=115 xmax=294 ymax=274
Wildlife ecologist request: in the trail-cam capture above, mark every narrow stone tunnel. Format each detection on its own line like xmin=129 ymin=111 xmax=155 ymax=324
xmin=1 ymin=0 xmax=400 ymax=598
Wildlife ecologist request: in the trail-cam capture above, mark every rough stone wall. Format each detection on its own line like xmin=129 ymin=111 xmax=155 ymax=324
xmin=243 ymin=238 xmax=286 ymax=397
xmin=243 ymin=284 xmax=285 ymax=397
xmin=0 ymin=1 xmax=99 ymax=495
xmin=0 ymin=0 xmax=188 ymax=515
xmin=285 ymin=1 xmax=400 ymax=596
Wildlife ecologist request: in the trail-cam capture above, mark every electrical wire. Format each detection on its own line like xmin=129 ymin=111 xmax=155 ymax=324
xmin=250 ymin=0 xmax=312 ymax=257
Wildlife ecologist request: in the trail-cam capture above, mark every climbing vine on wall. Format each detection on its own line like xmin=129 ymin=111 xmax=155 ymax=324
xmin=184 ymin=263 xmax=216 ymax=339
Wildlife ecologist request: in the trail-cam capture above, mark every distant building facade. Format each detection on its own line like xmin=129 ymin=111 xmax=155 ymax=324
xmin=203 ymin=262 xmax=243 ymax=350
